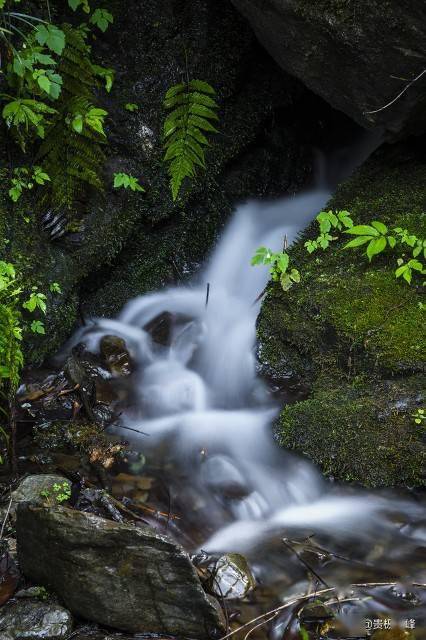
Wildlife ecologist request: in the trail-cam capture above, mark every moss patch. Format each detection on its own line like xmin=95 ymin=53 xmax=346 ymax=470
xmin=278 ymin=377 xmax=425 ymax=487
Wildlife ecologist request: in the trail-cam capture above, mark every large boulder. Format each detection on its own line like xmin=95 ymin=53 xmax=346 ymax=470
xmin=257 ymin=138 xmax=426 ymax=487
xmin=231 ymin=0 xmax=426 ymax=135
xmin=16 ymin=504 xmax=225 ymax=637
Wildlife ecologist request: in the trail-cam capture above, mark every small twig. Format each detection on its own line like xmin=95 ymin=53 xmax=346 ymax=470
xmin=252 ymin=285 xmax=268 ymax=307
xmin=243 ymin=612 xmax=279 ymax=640
xmin=364 ymin=68 xmax=426 ymax=115
xmin=0 ymin=496 xmax=12 ymax=539
xmin=205 ymin=282 xmax=210 ymax=309
xmin=116 ymin=424 xmax=150 ymax=437
xmin=282 ymin=537 xmax=330 ymax=589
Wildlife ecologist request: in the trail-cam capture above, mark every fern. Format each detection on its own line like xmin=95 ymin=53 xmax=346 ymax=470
xmin=36 ymin=25 xmax=107 ymax=210
xmin=163 ymin=79 xmax=219 ymax=200
xmin=0 ymin=303 xmax=23 ymax=389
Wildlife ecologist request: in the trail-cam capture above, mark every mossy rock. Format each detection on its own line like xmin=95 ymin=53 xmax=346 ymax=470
xmin=258 ymin=139 xmax=426 ymax=486
xmin=278 ymin=377 xmax=425 ymax=487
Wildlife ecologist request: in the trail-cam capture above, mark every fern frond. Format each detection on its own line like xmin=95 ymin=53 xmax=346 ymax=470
xmin=36 ymin=24 xmax=106 ymax=211
xmin=163 ymin=79 xmax=219 ymax=201
xmin=0 ymin=303 xmax=23 ymax=390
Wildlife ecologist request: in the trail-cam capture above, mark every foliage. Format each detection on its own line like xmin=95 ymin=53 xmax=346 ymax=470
xmin=305 ymin=210 xmax=425 ymax=286
xmin=113 ymin=172 xmax=144 ymax=192
xmin=304 ymin=210 xmax=353 ymax=253
xmin=163 ymin=79 xmax=219 ymax=200
xmin=36 ymin=24 xmax=111 ymax=209
xmin=0 ymin=260 xmax=60 ymax=463
xmin=412 ymin=408 xmax=425 ymax=426
xmin=124 ymin=102 xmax=138 ymax=112
xmin=251 ymin=247 xmax=301 ymax=292
xmin=8 ymin=166 xmax=50 ymax=202
xmin=40 ymin=481 xmax=72 ymax=504
xmin=1 ymin=1 xmax=114 ymax=211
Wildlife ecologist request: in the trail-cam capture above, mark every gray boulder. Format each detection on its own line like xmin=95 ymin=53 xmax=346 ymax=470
xmin=0 ymin=599 xmax=73 ymax=640
xmin=231 ymin=0 xmax=426 ymax=135
xmin=16 ymin=504 xmax=225 ymax=637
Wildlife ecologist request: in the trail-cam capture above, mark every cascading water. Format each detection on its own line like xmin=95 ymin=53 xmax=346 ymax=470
xmin=70 ymin=188 xmax=425 ymax=633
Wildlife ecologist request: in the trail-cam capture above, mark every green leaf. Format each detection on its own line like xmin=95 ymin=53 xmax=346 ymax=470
xmin=395 ymin=264 xmax=408 ymax=278
xmin=72 ymin=114 xmax=83 ymax=134
xmin=30 ymin=320 xmax=45 ymax=335
xmin=35 ymin=25 xmax=66 ymax=55
xmin=90 ymin=8 xmax=114 ymax=32
xmin=189 ymin=80 xmax=216 ymax=94
xmin=366 ymin=235 xmax=386 ymax=261
xmin=280 ymin=272 xmax=293 ymax=291
xmin=304 ymin=240 xmax=317 ymax=254
xmin=408 ymin=259 xmax=423 ymax=272
xmin=344 ymin=225 xmax=379 ymax=236
xmin=290 ymin=268 xmax=301 ymax=283
xmin=49 ymin=282 xmax=62 ymax=294
xmin=343 ymin=236 xmax=371 ymax=249
xmin=387 ymin=236 xmax=397 ymax=248
xmin=276 ymin=253 xmax=289 ymax=273
xmin=403 ymin=269 xmax=412 ymax=284
xmin=371 ymin=220 xmax=388 ymax=235
xmin=125 ymin=103 xmax=138 ymax=112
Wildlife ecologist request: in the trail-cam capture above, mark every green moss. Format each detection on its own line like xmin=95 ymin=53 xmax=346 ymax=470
xmin=277 ymin=377 xmax=425 ymax=487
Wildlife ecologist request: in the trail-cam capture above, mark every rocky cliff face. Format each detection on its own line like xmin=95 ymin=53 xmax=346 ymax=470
xmin=231 ymin=0 xmax=426 ymax=136
xmin=2 ymin=0 xmax=326 ymax=364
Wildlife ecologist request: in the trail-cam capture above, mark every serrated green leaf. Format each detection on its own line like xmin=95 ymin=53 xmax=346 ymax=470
xmin=366 ymin=236 xmax=386 ymax=261
xmin=371 ymin=220 xmax=388 ymax=235
xmin=344 ymin=225 xmax=379 ymax=236
xmin=343 ymin=236 xmax=371 ymax=249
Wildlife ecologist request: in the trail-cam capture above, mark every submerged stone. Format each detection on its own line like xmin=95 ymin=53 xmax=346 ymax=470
xmin=0 ymin=599 xmax=73 ymax=639
xmin=208 ymin=553 xmax=256 ymax=600
xmin=100 ymin=335 xmax=132 ymax=376
xmin=16 ymin=504 xmax=225 ymax=637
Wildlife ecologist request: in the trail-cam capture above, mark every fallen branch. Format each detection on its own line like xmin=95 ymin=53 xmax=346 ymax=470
xmin=364 ymin=68 xmax=426 ymax=115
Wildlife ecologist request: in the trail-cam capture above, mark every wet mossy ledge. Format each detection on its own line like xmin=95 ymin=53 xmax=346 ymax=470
xmin=257 ymin=139 xmax=426 ymax=488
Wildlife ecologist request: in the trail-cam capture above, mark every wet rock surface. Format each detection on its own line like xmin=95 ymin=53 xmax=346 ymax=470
xmin=208 ymin=553 xmax=256 ymax=600
xmin=0 ymin=599 xmax=73 ymax=639
xmin=10 ymin=475 xmax=71 ymax=513
xmin=16 ymin=504 xmax=225 ymax=637
xmin=231 ymin=0 xmax=426 ymax=135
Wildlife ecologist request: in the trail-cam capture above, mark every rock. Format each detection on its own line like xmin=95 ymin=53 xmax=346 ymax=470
xmin=258 ymin=140 xmax=426 ymax=487
xmin=10 ymin=475 xmax=71 ymax=514
xmin=208 ymin=553 xmax=256 ymax=600
xmin=0 ymin=599 xmax=73 ymax=639
xmin=100 ymin=336 xmax=132 ymax=376
xmin=231 ymin=0 xmax=426 ymax=135
xmin=16 ymin=504 xmax=225 ymax=637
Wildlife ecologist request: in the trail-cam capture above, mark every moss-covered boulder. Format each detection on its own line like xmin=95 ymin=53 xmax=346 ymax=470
xmin=258 ymin=139 xmax=426 ymax=487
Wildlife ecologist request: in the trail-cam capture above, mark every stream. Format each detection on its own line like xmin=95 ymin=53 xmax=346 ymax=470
xmin=64 ymin=188 xmax=425 ymax=638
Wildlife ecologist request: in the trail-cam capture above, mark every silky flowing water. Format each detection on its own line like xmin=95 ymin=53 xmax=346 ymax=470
xmin=69 ymin=190 xmax=425 ymax=638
